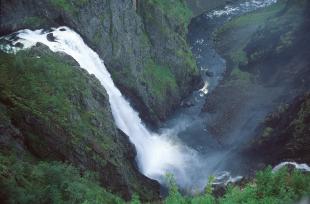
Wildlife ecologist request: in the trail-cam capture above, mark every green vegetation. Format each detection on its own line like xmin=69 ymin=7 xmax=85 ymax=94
xmin=23 ymin=17 xmax=46 ymax=27
xmin=213 ymin=1 xmax=285 ymax=88
xmin=291 ymin=96 xmax=310 ymax=138
xmin=49 ymin=0 xmax=89 ymax=14
xmin=0 ymin=49 xmax=116 ymax=165
xmin=214 ymin=0 xmax=306 ymax=88
xmin=148 ymin=0 xmax=192 ymax=26
xmin=216 ymin=2 xmax=286 ymax=36
xmin=50 ymin=0 xmax=75 ymax=14
xmin=93 ymin=29 xmax=103 ymax=45
xmin=262 ymin=127 xmax=274 ymax=138
xmin=177 ymin=48 xmax=198 ymax=73
xmin=143 ymin=59 xmax=178 ymax=102
xmin=225 ymin=50 xmax=252 ymax=87
xmin=224 ymin=67 xmax=252 ymax=88
xmin=163 ymin=167 xmax=310 ymax=204
xmin=230 ymin=50 xmax=248 ymax=66
xmin=0 ymin=153 xmax=124 ymax=204
xmin=2 ymin=146 xmax=309 ymax=204
xmin=0 ymin=48 xmax=160 ymax=201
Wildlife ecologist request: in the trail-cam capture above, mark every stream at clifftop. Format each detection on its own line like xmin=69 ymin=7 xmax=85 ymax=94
xmin=0 ymin=0 xmax=279 ymax=193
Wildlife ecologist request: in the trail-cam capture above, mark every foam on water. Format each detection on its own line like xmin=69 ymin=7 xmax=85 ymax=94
xmin=273 ymin=162 xmax=310 ymax=172
xmin=207 ymin=0 xmax=277 ymax=18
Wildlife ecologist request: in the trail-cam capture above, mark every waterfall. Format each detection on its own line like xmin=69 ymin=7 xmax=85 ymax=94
xmin=7 ymin=26 xmax=200 ymax=187
xmin=0 ymin=0 xmax=282 ymax=191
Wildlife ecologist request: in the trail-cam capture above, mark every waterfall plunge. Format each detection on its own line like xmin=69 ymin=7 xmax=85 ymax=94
xmin=11 ymin=27 xmax=201 ymax=188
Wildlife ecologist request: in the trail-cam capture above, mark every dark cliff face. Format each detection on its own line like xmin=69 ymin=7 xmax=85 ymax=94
xmin=203 ymin=0 xmax=310 ymax=146
xmin=243 ymin=93 xmax=310 ymax=166
xmin=0 ymin=0 xmax=200 ymax=126
xmin=137 ymin=0 xmax=201 ymax=124
xmin=0 ymin=46 xmax=159 ymax=201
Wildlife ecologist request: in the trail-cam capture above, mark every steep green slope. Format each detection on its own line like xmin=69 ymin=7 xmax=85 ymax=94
xmin=0 ymin=0 xmax=200 ymax=125
xmin=0 ymin=156 xmax=124 ymax=204
xmin=0 ymin=46 xmax=159 ymax=201
xmin=137 ymin=0 xmax=199 ymax=123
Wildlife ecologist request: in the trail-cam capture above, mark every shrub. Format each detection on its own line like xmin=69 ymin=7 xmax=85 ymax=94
xmin=0 ymin=153 xmax=124 ymax=204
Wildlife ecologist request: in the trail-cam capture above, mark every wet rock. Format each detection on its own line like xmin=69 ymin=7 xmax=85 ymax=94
xmin=212 ymin=184 xmax=227 ymax=198
xmin=14 ymin=42 xmax=24 ymax=48
xmin=181 ymin=99 xmax=194 ymax=107
xmin=46 ymin=33 xmax=55 ymax=42
xmin=205 ymin=70 xmax=214 ymax=77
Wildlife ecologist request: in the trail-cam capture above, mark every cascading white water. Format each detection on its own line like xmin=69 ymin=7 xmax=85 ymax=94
xmin=272 ymin=162 xmax=310 ymax=172
xmin=7 ymin=27 xmax=201 ymax=187
xmin=0 ymin=0 xmax=283 ymax=191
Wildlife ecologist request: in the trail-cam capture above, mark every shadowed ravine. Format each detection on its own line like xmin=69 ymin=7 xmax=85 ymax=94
xmin=0 ymin=0 xmax=284 ymax=192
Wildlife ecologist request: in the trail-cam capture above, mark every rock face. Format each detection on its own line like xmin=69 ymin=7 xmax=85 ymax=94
xmin=244 ymin=93 xmax=310 ymax=165
xmin=0 ymin=46 xmax=159 ymax=201
xmin=203 ymin=0 xmax=310 ymax=146
xmin=137 ymin=0 xmax=200 ymax=123
xmin=0 ymin=0 xmax=200 ymax=126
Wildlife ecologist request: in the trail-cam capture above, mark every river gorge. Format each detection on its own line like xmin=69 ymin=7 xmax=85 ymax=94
xmin=0 ymin=0 xmax=309 ymax=203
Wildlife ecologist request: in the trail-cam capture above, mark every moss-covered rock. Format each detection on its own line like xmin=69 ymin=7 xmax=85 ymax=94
xmin=135 ymin=0 xmax=200 ymax=123
xmin=0 ymin=0 xmax=200 ymax=126
xmin=203 ymin=0 xmax=310 ymax=143
xmin=245 ymin=93 xmax=310 ymax=165
xmin=0 ymin=46 xmax=160 ymax=201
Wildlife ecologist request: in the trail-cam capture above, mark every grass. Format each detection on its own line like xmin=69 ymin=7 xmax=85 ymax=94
xmin=23 ymin=17 xmax=46 ymax=27
xmin=148 ymin=0 xmax=192 ymax=26
xmin=177 ymin=48 xmax=198 ymax=73
xmin=0 ymin=49 xmax=117 ymax=157
xmin=143 ymin=59 xmax=178 ymax=102
xmin=230 ymin=50 xmax=248 ymax=66
xmin=225 ymin=67 xmax=252 ymax=88
xmin=50 ymin=0 xmax=75 ymax=14
xmin=49 ymin=0 xmax=89 ymax=14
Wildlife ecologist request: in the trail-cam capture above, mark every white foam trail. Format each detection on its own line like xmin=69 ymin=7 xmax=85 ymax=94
xmin=4 ymin=26 xmax=203 ymax=187
xmin=199 ymin=81 xmax=209 ymax=96
xmin=206 ymin=0 xmax=277 ymax=18
xmin=273 ymin=162 xmax=310 ymax=172
xmin=212 ymin=171 xmax=243 ymax=185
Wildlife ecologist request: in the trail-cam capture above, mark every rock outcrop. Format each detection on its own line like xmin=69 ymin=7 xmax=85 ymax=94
xmin=203 ymin=0 xmax=310 ymax=145
xmin=0 ymin=0 xmax=200 ymax=126
xmin=0 ymin=46 xmax=159 ymax=201
xmin=244 ymin=93 xmax=310 ymax=165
